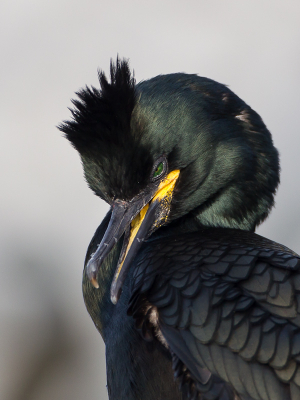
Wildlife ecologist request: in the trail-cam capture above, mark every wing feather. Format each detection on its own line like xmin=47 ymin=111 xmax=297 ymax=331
xmin=128 ymin=228 xmax=300 ymax=399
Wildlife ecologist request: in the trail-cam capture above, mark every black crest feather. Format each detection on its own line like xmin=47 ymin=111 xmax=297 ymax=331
xmin=59 ymin=57 xmax=136 ymax=157
xmin=59 ymin=58 xmax=155 ymax=201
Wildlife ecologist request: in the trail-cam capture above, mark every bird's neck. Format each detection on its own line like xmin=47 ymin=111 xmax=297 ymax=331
xmin=105 ymin=316 xmax=182 ymax=400
xmin=83 ymin=238 xmax=183 ymax=400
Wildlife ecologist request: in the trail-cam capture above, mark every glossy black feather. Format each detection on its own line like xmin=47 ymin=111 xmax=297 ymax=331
xmin=128 ymin=227 xmax=300 ymax=400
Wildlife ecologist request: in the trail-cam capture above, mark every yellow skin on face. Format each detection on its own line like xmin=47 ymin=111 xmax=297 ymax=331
xmin=114 ymin=169 xmax=180 ymax=281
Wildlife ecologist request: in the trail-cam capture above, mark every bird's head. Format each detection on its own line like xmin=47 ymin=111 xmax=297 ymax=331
xmin=59 ymin=58 xmax=279 ymax=304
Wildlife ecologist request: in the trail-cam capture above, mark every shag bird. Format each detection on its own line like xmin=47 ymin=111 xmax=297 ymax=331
xmin=60 ymin=58 xmax=300 ymax=400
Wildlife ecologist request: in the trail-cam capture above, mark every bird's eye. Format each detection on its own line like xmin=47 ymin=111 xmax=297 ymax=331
xmin=153 ymin=162 xmax=164 ymax=178
xmin=151 ymin=157 xmax=167 ymax=182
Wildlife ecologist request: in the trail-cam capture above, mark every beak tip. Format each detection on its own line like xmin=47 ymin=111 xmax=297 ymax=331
xmin=110 ymin=282 xmax=121 ymax=305
xmin=111 ymin=294 xmax=118 ymax=305
xmin=86 ymin=258 xmax=100 ymax=289
xmin=90 ymin=277 xmax=100 ymax=289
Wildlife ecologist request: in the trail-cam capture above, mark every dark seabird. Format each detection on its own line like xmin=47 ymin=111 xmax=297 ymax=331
xmin=59 ymin=58 xmax=300 ymax=400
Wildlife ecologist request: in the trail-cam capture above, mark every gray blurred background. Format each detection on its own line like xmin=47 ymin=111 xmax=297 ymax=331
xmin=1 ymin=1 xmax=300 ymax=399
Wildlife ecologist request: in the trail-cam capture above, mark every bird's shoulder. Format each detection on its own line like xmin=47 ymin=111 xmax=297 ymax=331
xmin=130 ymin=227 xmax=300 ymax=297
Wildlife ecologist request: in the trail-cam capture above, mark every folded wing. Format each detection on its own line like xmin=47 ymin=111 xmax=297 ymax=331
xmin=128 ymin=229 xmax=300 ymax=400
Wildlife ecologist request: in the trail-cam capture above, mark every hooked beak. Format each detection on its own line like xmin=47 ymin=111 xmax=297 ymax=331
xmin=86 ymin=170 xmax=180 ymax=304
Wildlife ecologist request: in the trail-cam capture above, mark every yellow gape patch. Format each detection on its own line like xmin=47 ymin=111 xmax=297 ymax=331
xmin=116 ymin=169 xmax=180 ymax=277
